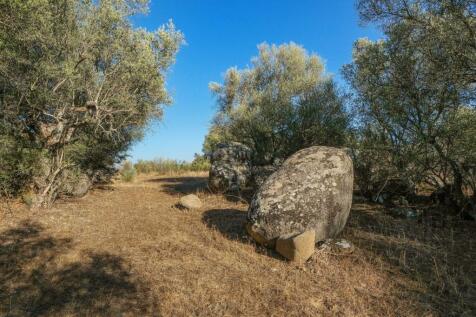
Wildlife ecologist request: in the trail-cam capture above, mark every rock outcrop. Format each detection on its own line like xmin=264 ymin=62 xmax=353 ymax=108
xmin=208 ymin=142 xmax=252 ymax=192
xmin=247 ymin=146 xmax=354 ymax=244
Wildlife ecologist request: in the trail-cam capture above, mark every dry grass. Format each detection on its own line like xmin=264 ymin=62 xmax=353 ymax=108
xmin=0 ymin=173 xmax=474 ymax=316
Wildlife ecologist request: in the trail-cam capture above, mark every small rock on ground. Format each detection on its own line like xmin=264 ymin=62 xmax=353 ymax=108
xmin=389 ymin=207 xmax=423 ymax=219
xmin=178 ymin=194 xmax=202 ymax=210
xmin=319 ymin=238 xmax=355 ymax=255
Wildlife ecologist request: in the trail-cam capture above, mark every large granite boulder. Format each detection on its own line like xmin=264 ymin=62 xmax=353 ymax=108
xmin=250 ymin=165 xmax=279 ymax=190
xmin=208 ymin=142 xmax=252 ymax=192
xmin=247 ymin=146 xmax=353 ymax=245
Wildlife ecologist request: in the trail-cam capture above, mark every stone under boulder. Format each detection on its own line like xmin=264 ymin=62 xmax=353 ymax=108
xmin=247 ymin=146 xmax=354 ymax=245
xmin=275 ymin=230 xmax=315 ymax=263
xmin=208 ymin=142 xmax=252 ymax=192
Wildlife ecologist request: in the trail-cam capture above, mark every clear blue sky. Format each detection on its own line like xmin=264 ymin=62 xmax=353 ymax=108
xmin=129 ymin=0 xmax=382 ymax=162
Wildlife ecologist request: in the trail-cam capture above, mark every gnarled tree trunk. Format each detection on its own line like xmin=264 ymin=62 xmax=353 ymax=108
xmin=31 ymin=148 xmax=66 ymax=209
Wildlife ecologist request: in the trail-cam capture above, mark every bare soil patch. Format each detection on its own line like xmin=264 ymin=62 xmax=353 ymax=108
xmin=1 ymin=173 xmax=474 ymax=316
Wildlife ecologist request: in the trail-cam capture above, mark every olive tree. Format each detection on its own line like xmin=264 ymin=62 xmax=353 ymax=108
xmin=345 ymin=0 xmax=476 ymax=210
xmin=0 ymin=0 xmax=183 ymax=207
xmin=205 ymin=43 xmax=349 ymax=165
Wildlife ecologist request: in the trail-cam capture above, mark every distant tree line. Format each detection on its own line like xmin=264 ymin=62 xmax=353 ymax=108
xmin=117 ymin=155 xmax=210 ymax=183
xmin=134 ymin=155 xmax=210 ymax=175
xmin=0 ymin=0 xmax=183 ymax=207
xmin=205 ymin=0 xmax=476 ymax=214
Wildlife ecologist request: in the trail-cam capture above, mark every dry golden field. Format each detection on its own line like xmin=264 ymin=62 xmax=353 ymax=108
xmin=0 ymin=173 xmax=475 ymax=316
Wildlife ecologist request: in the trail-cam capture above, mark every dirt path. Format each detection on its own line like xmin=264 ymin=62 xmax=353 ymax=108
xmin=1 ymin=174 xmax=474 ymax=316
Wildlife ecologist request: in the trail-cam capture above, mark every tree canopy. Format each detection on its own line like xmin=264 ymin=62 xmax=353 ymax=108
xmin=205 ymin=43 xmax=349 ymax=165
xmin=0 ymin=0 xmax=183 ymax=207
xmin=345 ymin=0 xmax=476 ymax=209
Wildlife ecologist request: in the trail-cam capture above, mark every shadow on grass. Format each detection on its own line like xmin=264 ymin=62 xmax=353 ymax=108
xmin=150 ymin=176 xmax=254 ymax=204
xmin=202 ymin=208 xmax=249 ymax=243
xmin=345 ymin=204 xmax=476 ymax=316
xmin=148 ymin=176 xmax=208 ymax=196
xmin=0 ymin=221 xmax=159 ymax=316
xmin=202 ymin=208 xmax=283 ymax=260
xmin=93 ymin=184 xmax=116 ymax=191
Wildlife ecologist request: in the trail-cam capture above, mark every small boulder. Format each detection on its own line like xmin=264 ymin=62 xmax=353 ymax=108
xmin=178 ymin=194 xmax=202 ymax=210
xmin=275 ymin=230 xmax=315 ymax=263
xmin=389 ymin=207 xmax=423 ymax=219
xmin=208 ymin=142 xmax=252 ymax=192
xmin=247 ymin=146 xmax=354 ymax=243
xmin=319 ymin=238 xmax=355 ymax=255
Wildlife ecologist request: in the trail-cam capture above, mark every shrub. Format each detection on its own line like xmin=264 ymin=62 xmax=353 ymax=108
xmin=21 ymin=192 xmax=36 ymax=209
xmin=120 ymin=161 xmax=136 ymax=183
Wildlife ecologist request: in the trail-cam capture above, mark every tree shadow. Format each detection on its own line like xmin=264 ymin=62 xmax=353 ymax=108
xmin=148 ymin=176 xmax=208 ymax=196
xmin=0 ymin=221 xmax=160 ymax=316
xmin=92 ymin=184 xmax=116 ymax=191
xmin=202 ymin=208 xmax=249 ymax=243
xmin=345 ymin=204 xmax=476 ymax=316
xmin=151 ymin=176 xmax=254 ymax=204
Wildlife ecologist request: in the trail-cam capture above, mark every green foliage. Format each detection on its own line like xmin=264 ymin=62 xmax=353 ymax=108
xmin=21 ymin=192 xmax=36 ymax=209
xmin=346 ymin=0 xmax=476 ymax=208
xmin=0 ymin=0 xmax=183 ymax=206
xmin=190 ymin=154 xmax=211 ymax=171
xmin=120 ymin=161 xmax=136 ymax=182
xmin=205 ymin=43 xmax=349 ymax=165
xmin=0 ymin=134 xmax=40 ymax=196
xmin=135 ymin=154 xmax=210 ymax=175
